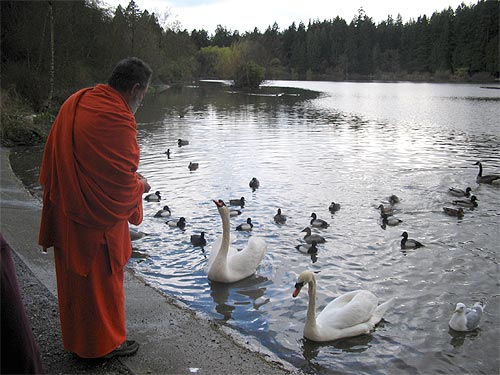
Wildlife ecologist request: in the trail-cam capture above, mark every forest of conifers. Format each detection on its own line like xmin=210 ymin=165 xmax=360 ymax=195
xmin=1 ymin=0 xmax=499 ymax=111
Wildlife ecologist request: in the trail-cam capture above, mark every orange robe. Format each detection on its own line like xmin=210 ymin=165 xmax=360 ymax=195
xmin=38 ymin=84 xmax=144 ymax=358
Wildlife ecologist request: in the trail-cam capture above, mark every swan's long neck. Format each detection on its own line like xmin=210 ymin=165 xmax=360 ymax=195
xmin=306 ymin=278 xmax=317 ymax=327
xmin=217 ymin=206 xmax=231 ymax=262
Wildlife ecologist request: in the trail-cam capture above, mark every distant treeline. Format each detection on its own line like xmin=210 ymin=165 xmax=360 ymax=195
xmin=1 ymin=0 xmax=498 ymax=111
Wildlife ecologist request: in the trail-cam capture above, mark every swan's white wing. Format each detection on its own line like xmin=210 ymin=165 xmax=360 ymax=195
xmin=317 ymin=290 xmax=378 ymax=329
xmin=227 ymin=236 xmax=267 ymax=278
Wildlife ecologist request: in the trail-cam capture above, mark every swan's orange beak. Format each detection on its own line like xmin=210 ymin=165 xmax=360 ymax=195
xmin=292 ymin=282 xmax=304 ymax=297
xmin=213 ymin=199 xmax=225 ymax=207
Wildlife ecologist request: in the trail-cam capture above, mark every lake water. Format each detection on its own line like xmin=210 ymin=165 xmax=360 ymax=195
xmin=10 ymin=80 xmax=500 ymax=374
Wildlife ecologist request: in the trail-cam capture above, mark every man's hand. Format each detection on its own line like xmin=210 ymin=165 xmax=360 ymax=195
xmin=136 ymin=172 xmax=151 ymax=193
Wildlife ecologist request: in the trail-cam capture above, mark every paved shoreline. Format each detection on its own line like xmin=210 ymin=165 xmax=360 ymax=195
xmin=0 ymin=146 xmax=297 ymax=374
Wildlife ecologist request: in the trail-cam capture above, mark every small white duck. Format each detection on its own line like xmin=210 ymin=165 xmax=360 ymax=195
xmin=292 ymin=270 xmax=394 ymax=342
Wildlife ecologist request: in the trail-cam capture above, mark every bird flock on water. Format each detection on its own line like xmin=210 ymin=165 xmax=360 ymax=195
xmin=138 ymin=143 xmax=498 ymax=341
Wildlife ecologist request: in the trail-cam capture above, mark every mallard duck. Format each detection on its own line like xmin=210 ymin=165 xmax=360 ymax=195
xmin=452 ymin=195 xmax=478 ymax=208
xmin=292 ymin=270 xmax=394 ymax=342
xmin=474 ymin=161 xmax=500 ymax=184
xmin=449 ymin=300 xmax=485 ymax=332
xmin=178 ymin=138 xmax=189 ymax=146
xmin=401 ymin=231 xmax=424 ymax=249
xmin=274 ymin=208 xmax=287 ymax=224
xmin=448 ymin=187 xmax=471 ymax=197
xmin=301 ymin=227 xmax=326 ymax=244
xmin=190 ymin=231 xmax=207 ymax=247
xmin=154 ymin=205 xmax=171 ymax=217
xmin=443 ymin=207 xmax=464 ymax=218
xmin=296 ymin=241 xmax=318 ymax=254
xmin=310 ymin=213 xmax=329 ymax=228
xmin=145 ymin=191 xmax=161 ymax=202
xmin=207 ymin=200 xmax=267 ymax=283
xmin=188 ymin=162 xmax=199 ymax=171
xmin=249 ymin=177 xmax=260 ymax=191
xmin=229 ymin=197 xmax=245 ymax=207
xmin=236 ymin=218 xmax=253 ymax=231
xmin=328 ymin=201 xmax=341 ymax=213
xmin=166 ymin=217 xmax=186 ymax=230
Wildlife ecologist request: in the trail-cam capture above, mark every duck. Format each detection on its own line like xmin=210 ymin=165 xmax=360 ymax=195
xmin=474 ymin=161 xmax=500 ymax=184
xmin=328 ymin=201 xmax=341 ymax=213
xmin=301 ymin=227 xmax=326 ymax=244
xmin=388 ymin=195 xmax=400 ymax=205
xmin=310 ymin=213 xmax=329 ymax=228
xmin=229 ymin=209 xmax=242 ymax=217
xmin=296 ymin=241 xmax=318 ymax=255
xmin=452 ymin=195 xmax=478 ymax=208
xmin=274 ymin=208 xmax=287 ymax=224
xmin=443 ymin=207 xmax=464 ymax=218
xmin=236 ymin=218 xmax=253 ymax=231
xmin=249 ymin=177 xmax=260 ymax=191
xmin=382 ymin=214 xmax=402 ymax=226
xmin=401 ymin=231 xmax=424 ymax=249
xmin=377 ymin=204 xmax=394 ymax=216
xmin=292 ymin=270 xmax=394 ymax=342
xmin=188 ymin=162 xmax=199 ymax=171
xmin=190 ymin=231 xmax=207 ymax=247
xmin=207 ymin=200 xmax=267 ymax=283
xmin=154 ymin=205 xmax=171 ymax=217
xmin=449 ymin=300 xmax=485 ymax=332
xmin=129 ymin=228 xmax=149 ymax=241
xmin=166 ymin=217 xmax=186 ymax=230
xmin=448 ymin=187 xmax=471 ymax=197
xmin=178 ymin=138 xmax=189 ymax=146
xmin=144 ymin=191 xmax=161 ymax=202
xmin=229 ymin=197 xmax=245 ymax=207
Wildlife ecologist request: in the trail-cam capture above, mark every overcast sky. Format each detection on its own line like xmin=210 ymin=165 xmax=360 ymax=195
xmin=103 ymin=0 xmax=471 ymax=34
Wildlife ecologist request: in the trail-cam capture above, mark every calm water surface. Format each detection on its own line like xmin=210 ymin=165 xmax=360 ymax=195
xmin=12 ymin=81 xmax=500 ymax=374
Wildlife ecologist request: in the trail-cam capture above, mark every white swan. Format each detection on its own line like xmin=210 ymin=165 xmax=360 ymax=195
xmin=207 ymin=200 xmax=267 ymax=283
xmin=292 ymin=270 xmax=394 ymax=342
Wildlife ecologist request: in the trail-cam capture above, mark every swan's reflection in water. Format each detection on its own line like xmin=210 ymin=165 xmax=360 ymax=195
xmin=301 ymin=333 xmax=374 ymax=362
xmin=209 ymin=275 xmax=270 ymax=323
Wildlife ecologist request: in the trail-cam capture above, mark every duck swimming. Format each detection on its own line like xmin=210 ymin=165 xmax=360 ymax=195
xmin=188 ymin=162 xmax=199 ymax=171
xmin=474 ymin=161 xmax=500 ymax=184
xmin=401 ymin=231 xmax=424 ymax=249
xmin=178 ymin=139 xmax=189 ymax=146
xmin=310 ymin=213 xmax=329 ymax=228
xmin=236 ymin=218 xmax=253 ymax=231
xmin=274 ymin=208 xmax=287 ymax=224
xmin=296 ymin=241 xmax=318 ymax=254
xmin=443 ymin=207 xmax=464 ymax=218
xmin=166 ymin=217 xmax=186 ymax=230
xmin=452 ymin=195 xmax=478 ymax=208
xmin=145 ymin=191 xmax=161 ymax=202
xmin=249 ymin=177 xmax=260 ymax=191
xmin=154 ymin=205 xmax=171 ymax=217
xmin=229 ymin=197 xmax=245 ymax=207
xmin=448 ymin=187 xmax=471 ymax=197
xmin=190 ymin=231 xmax=207 ymax=247
xmin=328 ymin=202 xmax=341 ymax=213
xmin=301 ymin=227 xmax=326 ymax=244
xmin=292 ymin=270 xmax=394 ymax=342
xmin=377 ymin=204 xmax=394 ymax=216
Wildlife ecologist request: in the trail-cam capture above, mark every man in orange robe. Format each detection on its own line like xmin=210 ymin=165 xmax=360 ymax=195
xmin=38 ymin=58 xmax=152 ymax=359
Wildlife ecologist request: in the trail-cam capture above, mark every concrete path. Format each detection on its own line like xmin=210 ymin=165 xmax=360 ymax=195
xmin=0 ymin=146 xmax=298 ymax=374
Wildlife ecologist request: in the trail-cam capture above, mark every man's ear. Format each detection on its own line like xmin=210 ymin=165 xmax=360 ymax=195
xmin=130 ymin=83 xmax=142 ymax=97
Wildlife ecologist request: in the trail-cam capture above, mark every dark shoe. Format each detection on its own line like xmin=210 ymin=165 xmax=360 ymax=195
xmin=103 ymin=340 xmax=139 ymax=359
